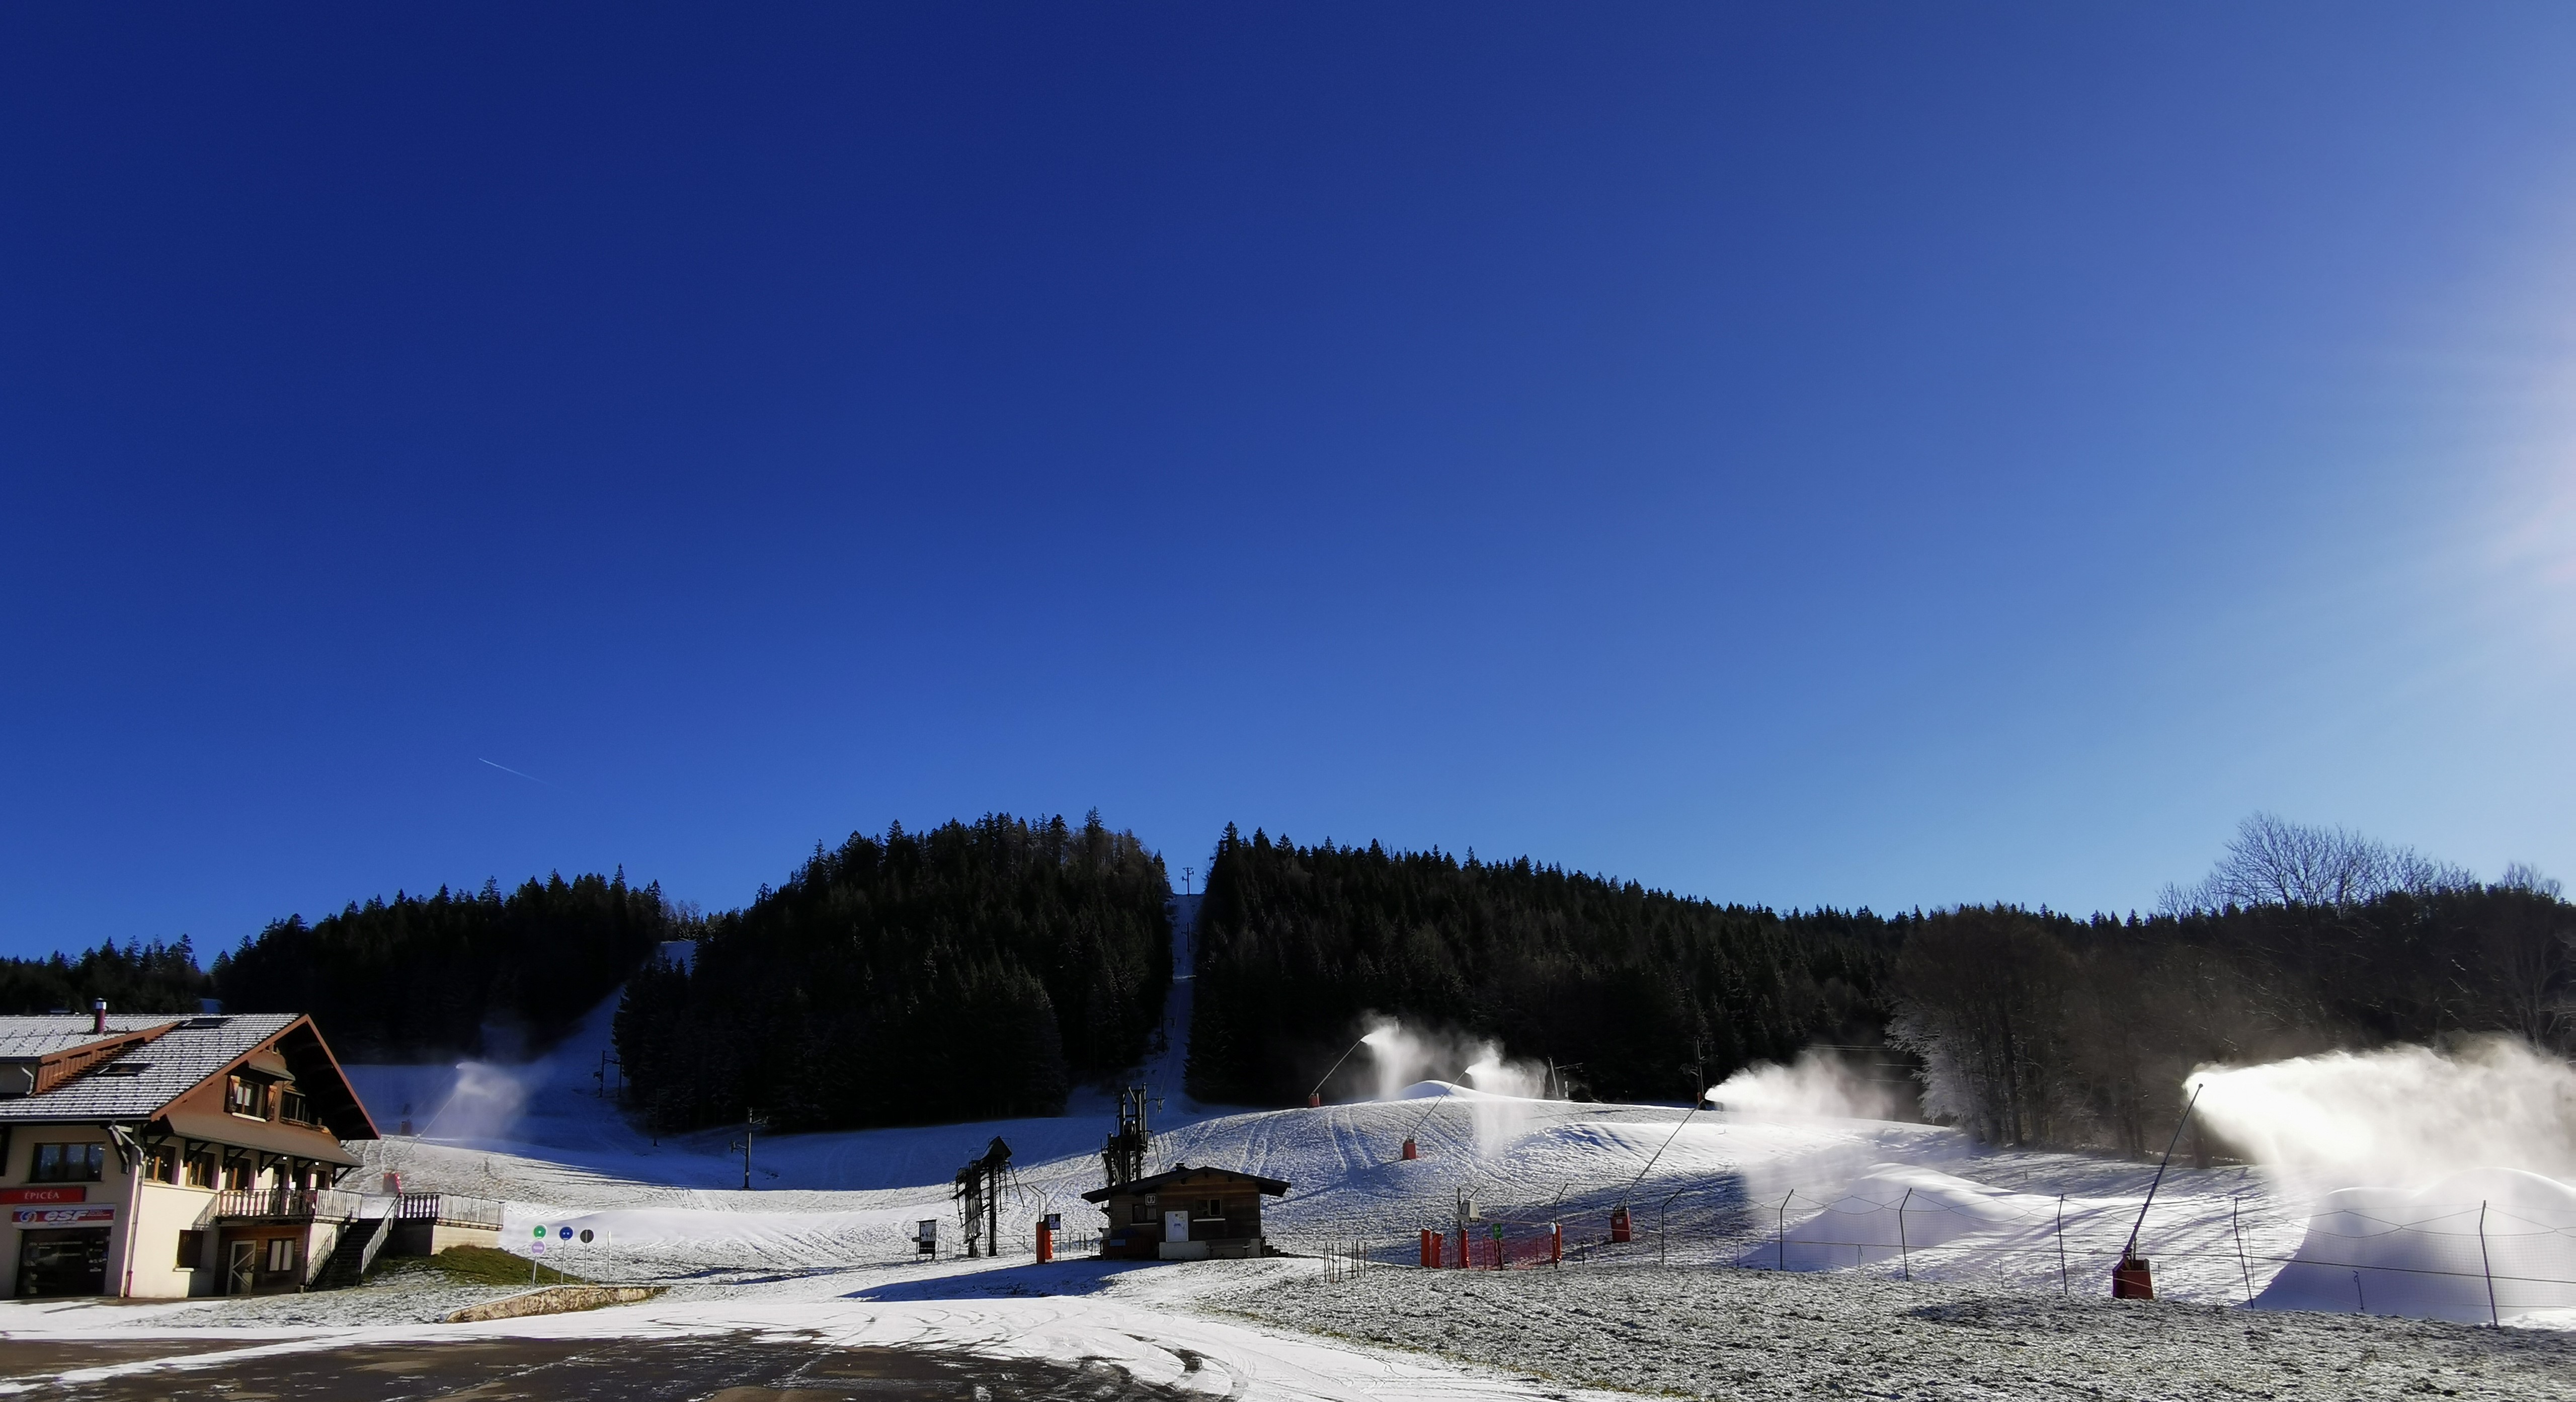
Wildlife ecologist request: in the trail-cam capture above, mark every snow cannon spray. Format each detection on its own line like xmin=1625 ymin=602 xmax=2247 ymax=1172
xmin=1309 ymin=1026 xmax=1398 ymax=1108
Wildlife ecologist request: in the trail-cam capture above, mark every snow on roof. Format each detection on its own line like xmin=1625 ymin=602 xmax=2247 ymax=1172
xmin=1080 ymin=1163 xmax=1291 ymax=1201
xmin=0 ymin=1013 xmax=300 ymax=1122
xmin=0 ymin=1016 xmax=182 ymax=1061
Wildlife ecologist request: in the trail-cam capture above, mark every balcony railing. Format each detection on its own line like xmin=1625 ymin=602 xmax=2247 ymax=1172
xmin=208 ymin=1187 xmax=365 ymax=1222
xmin=200 ymin=1187 xmax=507 ymax=1230
xmin=392 ymin=1192 xmax=504 ymax=1228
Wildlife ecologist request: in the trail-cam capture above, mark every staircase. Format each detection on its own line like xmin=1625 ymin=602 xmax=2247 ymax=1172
xmin=309 ymin=1212 xmax=391 ymax=1290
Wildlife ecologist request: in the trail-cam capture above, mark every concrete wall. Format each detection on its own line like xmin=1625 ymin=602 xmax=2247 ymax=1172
xmin=387 ymin=1219 xmax=502 ymax=1257
xmin=125 ymin=1180 xmax=220 ymax=1298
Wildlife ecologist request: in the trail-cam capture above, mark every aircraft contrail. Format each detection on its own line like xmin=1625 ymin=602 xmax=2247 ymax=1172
xmin=478 ymin=757 xmax=562 ymax=790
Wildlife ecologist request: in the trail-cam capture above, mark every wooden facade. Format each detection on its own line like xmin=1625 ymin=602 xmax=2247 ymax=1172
xmin=1080 ymin=1163 xmax=1288 ymax=1261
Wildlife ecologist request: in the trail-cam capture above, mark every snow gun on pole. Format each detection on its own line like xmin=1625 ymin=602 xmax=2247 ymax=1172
xmin=1307 ymin=1026 xmax=1393 ymax=1108
xmin=1611 ymin=1083 xmax=1711 ymax=1244
xmin=1396 ymin=1091 xmax=1452 ymax=1161
xmin=2114 ymin=1082 xmax=2202 ymax=1301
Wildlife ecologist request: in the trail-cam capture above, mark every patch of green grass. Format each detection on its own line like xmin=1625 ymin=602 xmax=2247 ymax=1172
xmin=367 ymin=1244 xmax=590 ymax=1288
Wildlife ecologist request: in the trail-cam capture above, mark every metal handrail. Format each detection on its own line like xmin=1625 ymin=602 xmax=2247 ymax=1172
xmin=394 ymin=1191 xmax=504 ymax=1228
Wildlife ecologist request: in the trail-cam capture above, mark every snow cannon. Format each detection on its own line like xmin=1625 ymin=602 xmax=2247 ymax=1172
xmin=1400 ymin=1136 xmax=1417 ymax=1160
xmin=1308 ymin=1093 xmax=1321 ymax=1108
xmin=2112 ymin=1256 xmax=2153 ymax=1299
xmin=1608 ymin=1205 xmax=1632 ymax=1243
xmin=1419 ymin=1229 xmax=1440 ymax=1267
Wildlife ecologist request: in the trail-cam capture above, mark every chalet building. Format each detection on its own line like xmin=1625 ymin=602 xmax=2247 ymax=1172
xmin=1082 ymin=1163 xmax=1287 ymax=1260
xmin=0 ymin=1006 xmax=498 ymax=1299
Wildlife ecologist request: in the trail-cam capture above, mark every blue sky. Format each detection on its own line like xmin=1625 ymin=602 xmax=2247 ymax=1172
xmin=6 ymin=5 xmax=2575 ymax=957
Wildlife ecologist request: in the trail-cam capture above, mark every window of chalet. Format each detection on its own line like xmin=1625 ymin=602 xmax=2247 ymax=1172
xmin=1131 ymin=1203 xmax=1152 ymax=1223
xmin=30 ymin=1142 xmax=105 ymax=1183
xmin=175 ymin=1230 xmax=205 ymax=1269
xmin=278 ymin=1088 xmax=312 ymax=1125
xmin=225 ymin=1074 xmax=272 ymax=1120
xmin=219 ymin=1159 xmax=252 ymax=1191
xmin=144 ymin=1144 xmax=179 ymax=1184
xmin=263 ymin=1237 xmax=295 ymax=1273
xmin=1196 ymin=1198 xmax=1223 ymax=1219
xmin=184 ymin=1152 xmax=216 ymax=1189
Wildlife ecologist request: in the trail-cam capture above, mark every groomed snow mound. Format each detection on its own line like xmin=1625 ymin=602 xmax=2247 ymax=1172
xmin=2252 ymin=1168 xmax=2576 ymax=1322
xmin=1751 ymin=1163 xmax=2069 ymax=1270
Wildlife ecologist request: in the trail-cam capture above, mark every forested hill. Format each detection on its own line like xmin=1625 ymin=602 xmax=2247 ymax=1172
xmin=1889 ymin=886 xmax=2576 ymax=1154
xmin=1183 ymin=821 xmax=2575 ymax=1155
xmin=214 ymin=871 xmax=687 ymax=1061
xmin=0 ymin=938 xmax=211 ymax=1016
xmin=1185 ymin=825 xmax=1900 ymax=1105
xmin=614 ymin=812 xmax=1172 ymax=1133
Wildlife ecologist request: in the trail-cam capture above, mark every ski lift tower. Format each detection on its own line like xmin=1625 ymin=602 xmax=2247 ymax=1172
xmin=953 ymin=1136 xmax=1012 ymax=1258
xmin=1102 ymin=1084 xmax=1156 ymax=1188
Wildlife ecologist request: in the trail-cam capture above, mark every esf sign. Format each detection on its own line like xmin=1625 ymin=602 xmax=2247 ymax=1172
xmin=12 ymin=1206 xmax=114 ymax=1225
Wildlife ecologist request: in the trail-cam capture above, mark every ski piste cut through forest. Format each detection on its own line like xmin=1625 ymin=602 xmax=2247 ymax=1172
xmin=11 ymin=811 xmax=2570 ymax=1156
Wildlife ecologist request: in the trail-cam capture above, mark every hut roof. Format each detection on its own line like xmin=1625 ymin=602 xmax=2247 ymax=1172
xmin=1080 ymin=1162 xmax=1290 ymax=1202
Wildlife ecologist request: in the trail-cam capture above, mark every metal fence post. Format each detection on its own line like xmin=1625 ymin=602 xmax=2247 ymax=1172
xmin=2231 ymin=1196 xmax=2251 ymax=1303
xmin=2056 ymin=1195 xmax=2068 ymax=1298
xmin=2478 ymin=1200 xmax=2499 ymax=1329
xmin=1897 ymin=1188 xmax=1913 ymax=1282
xmin=1778 ymin=1191 xmax=1794 ymax=1271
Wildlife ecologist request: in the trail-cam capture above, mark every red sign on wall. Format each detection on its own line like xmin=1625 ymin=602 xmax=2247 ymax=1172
xmin=0 ymin=1186 xmax=86 ymax=1205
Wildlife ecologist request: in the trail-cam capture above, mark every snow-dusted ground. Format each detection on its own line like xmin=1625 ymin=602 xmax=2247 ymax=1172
xmin=1234 ymin=1263 xmax=2576 ymax=1401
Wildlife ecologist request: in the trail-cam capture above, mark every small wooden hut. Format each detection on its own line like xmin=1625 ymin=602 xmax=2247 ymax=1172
xmin=1081 ymin=1162 xmax=1288 ymax=1260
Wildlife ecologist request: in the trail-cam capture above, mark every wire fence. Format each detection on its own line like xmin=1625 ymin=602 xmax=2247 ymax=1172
xmin=1282 ymin=1184 xmax=2576 ymax=1326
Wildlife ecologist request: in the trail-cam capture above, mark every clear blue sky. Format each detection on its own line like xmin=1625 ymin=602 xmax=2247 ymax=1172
xmin=7 ymin=5 xmax=2574 ymax=958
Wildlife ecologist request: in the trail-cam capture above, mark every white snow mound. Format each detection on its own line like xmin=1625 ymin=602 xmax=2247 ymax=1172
xmin=1756 ymin=1163 xmax=2068 ymax=1271
xmin=2252 ymin=1167 xmax=2576 ymax=1323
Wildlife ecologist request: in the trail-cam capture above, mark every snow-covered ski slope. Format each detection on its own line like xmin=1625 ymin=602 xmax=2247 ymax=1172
xmin=342 ymin=1001 xmax=2309 ymax=1306
xmin=336 ymin=955 xmax=2571 ymax=1328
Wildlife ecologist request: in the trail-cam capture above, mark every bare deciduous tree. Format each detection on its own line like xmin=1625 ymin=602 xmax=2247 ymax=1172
xmin=2157 ymin=813 xmax=2477 ymax=914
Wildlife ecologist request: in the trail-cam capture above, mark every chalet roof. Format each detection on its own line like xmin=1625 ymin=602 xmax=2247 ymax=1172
xmin=0 ymin=1014 xmax=374 ymax=1142
xmin=0 ymin=1016 xmax=182 ymax=1061
xmin=1080 ymin=1162 xmax=1291 ymax=1202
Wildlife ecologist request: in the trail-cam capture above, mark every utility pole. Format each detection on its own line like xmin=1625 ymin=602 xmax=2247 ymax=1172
xmin=730 ymin=1109 xmax=767 ymax=1190
xmin=1183 ymin=866 xmax=1195 ymax=897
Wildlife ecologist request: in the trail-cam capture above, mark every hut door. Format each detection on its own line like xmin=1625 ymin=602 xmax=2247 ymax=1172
xmin=226 ymin=1240 xmax=256 ymax=1295
xmin=1163 ymin=1209 xmax=1190 ymax=1243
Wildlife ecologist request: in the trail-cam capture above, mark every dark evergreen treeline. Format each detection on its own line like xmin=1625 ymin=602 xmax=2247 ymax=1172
xmin=214 ymin=871 xmax=687 ymax=1060
xmin=1185 ymin=825 xmax=1899 ymax=1105
xmin=1888 ymin=885 xmax=2576 ymax=1152
xmin=0 ymin=938 xmax=211 ymax=1016
xmin=614 ymin=812 xmax=1171 ymax=1134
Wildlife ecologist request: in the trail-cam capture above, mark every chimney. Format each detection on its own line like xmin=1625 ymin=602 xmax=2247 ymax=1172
xmin=92 ymin=998 xmax=107 ymax=1034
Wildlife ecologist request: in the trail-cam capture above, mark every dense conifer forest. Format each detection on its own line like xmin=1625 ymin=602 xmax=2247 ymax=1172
xmin=19 ymin=807 xmax=2566 ymax=1158
xmin=1184 ymin=825 xmax=1901 ymax=1105
xmin=1184 ymin=819 xmax=2574 ymax=1160
xmin=0 ymin=938 xmax=211 ymax=1016
xmin=213 ymin=871 xmax=687 ymax=1060
xmin=612 ymin=812 xmax=1171 ymax=1134
xmin=1888 ymin=882 xmax=2575 ymax=1153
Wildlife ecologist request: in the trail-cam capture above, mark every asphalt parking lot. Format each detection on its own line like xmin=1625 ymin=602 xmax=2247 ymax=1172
xmin=3 ymin=1334 xmax=1193 ymax=1401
